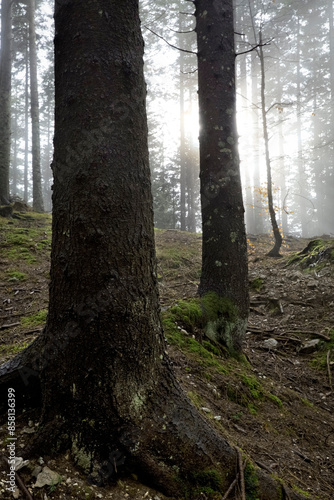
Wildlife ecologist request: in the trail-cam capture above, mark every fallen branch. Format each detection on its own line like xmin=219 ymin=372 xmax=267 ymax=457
xmin=255 ymin=460 xmax=272 ymax=473
xmin=1 ymin=454 xmax=33 ymax=500
xmin=327 ymin=350 xmax=332 ymax=390
xmin=23 ymin=328 xmax=43 ymax=336
xmin=238 ymin=448 xmax=246 ymax=500
xmin=222 ymin=473 xmax=239 ymax=499
xmin=284 ymin=330 xmax=331 ymax=341
xmin=247 ymin=326 xmax=275 ymax=334
xmin=0 ymin=322 xmax=20 ymax=330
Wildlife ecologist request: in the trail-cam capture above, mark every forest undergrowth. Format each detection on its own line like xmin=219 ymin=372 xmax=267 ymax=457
xmin=0 ymin=212 xmax=333 ymax=499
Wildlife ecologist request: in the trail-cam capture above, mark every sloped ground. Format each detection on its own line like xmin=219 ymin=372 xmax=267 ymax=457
xmin=0 ymin=216 xmax=333 ymax=499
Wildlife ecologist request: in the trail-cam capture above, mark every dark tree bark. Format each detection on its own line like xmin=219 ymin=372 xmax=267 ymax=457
xmin=0 ymin=0 xmax=12 ymax=205
xmin=28 ymin=0 xmax=44 ymax=212
xmin=195 ymin=0 xmax=249 ymax=353
xmin=0 ymin=2 xmax=306 ymax=499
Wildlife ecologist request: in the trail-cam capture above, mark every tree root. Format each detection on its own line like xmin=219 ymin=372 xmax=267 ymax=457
xmin=0 ymin=340 xmax=309 ymax=499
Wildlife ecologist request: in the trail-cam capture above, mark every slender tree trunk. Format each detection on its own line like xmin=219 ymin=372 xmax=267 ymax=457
xmin=186 ymin=99 xmax=197 ymax=233
xmin=0 ymin=0 xmax=12 ymax=205
xmin=251 ymin=51 xmax=264 ymax=234
xmin=11 ymin=92 xmax=19 ymax=197
xmin=179 ymin=12 xmax=187 ymax=231
xmin=259 ymin=32 xmax=282 ymax=257
xmin=24 ymin=38 xmax=29 ymax=203
xmin=28 ymin=0 xmax=44 ymax=212
xmin=296 ymin=16 xmax=308 ymax=237
xmin=275 ymin=62 xmax=288 ymax=235
xmin=327 ymin=0 xmax=334 ymax=233
xmin=238 ymin=48 xmax=254 ymax=234
xmin=196 ymin=0 xmax=249 ymax=353
xmin=43 ymin=99 xmax=53 ymax=211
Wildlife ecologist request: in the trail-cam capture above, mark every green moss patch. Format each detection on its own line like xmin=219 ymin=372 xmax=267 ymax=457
xmin=189 ymin=468 xmax=225 ymax=498
xmin=169 ymin=299 xmax=202 ymax=332
xmin=250 ymin=277 xmax=264 ymax=291
xmin=310 ymin=330 xmax=334 ymax=370
xmin=21 ymin=309 xmax=48 ymax=327
xmin=7 ymin=270 xmax=27 ymax=281
xmin=244 ymin=462 xmax=260 ymax=499
xmin=286 ymin=239 xmax=334 ymax=270
xmin=0 ymin=215 xmax=52 ymax=263
xmin=0 ymin=341 xmax=30 ymax=356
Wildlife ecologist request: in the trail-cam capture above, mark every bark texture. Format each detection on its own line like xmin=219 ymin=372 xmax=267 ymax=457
xmin=0 ymin=1 xmax=306 ymax=498
xmin=195 ymin=0 xmax=249 ymax=352
xmin=0 ymin=0 xmax=12 ymax=205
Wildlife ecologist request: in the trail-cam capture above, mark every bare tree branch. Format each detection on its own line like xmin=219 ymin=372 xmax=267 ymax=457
xmin=236 ymin=39 xmax=273 ymax=57
xmin=143 ymin=26 xmax=197 ymax=55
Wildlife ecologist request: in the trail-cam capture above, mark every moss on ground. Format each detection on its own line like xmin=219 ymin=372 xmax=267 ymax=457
xmin=0 ymin=213 xmax=51 ymax=264
xmin=244 ymin=461 xmax=260 ymax=499
xmin=189 ymin=468 xmax=225 ymax=498
xmin=21 ymin=309 xmax=48 ymax=327
xmin=7 ymin=270 xmax=27 ymax=281
xmin=310 ymin=330 xmax=334 ymax=371
xmin=0 ymin=341 xmax=30 ymax=356
xmin=286 ymin=238 xmax=334 ymax=271
xmin=250 ymin=277 xmax=264 ymax=291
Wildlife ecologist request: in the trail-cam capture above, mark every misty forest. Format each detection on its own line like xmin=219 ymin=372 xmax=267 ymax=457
xmin=0 ymin=1 xmax=333 ymax=500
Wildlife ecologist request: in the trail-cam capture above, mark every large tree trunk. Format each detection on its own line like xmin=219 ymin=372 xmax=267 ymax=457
xmin=28 ymin=0 xmax=44 ymax=212
xmin=0 ymin=0 xmax=12 ymax=205
xmin=0 ymin=1 xmax=306 ymax=499
xmin=195 ymin=0 xmax=249 ymax=353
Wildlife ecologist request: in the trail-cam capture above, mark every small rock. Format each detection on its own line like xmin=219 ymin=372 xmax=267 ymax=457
xmin=201 ymin=407 xmax=211 ymax=413
xmin=34 ymin=466 xmax=62 ymax=488
xmin=263 ymin=338 xmax=278 ymax=350
xmin=22 ymin=426 xmax=36 ymax=434
xmin=214 ymin=415 xmax=222 ymax=421
xmin=12 ymin=487 xmax=21 ymax=499
xmin=31 ymin=465 xmax=42 ymax=478
xmin=307 ymin=280 xmax=318 ymax=289
xmin=299 ymin=339 xmax=320 ymax=354
xmin=14 ymin=457 xmax=29 ymax=471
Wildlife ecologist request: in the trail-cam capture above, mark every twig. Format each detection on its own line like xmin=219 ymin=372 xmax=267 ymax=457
xmin=23 ymin=327 xmax=43 ymax=336
xmin=327 ymin=350 xmax=332 ymax=390
xmin=1 ymin=454 xmax=33 ymax=500
xmin=238 ymin=448 xmax=246 ymax=500
xmin=254 ymin=460 xmax=272 ymax=473
xmin=284 ymin=330 xmax=330 ymax=341
xmin=143 ymin=25 xmax=196 ymax=54
xmin=222 ymin=473 xmax=238 ymax=499
xmin=236 ymin=39 xmax=273 ymax=57
xmin=0 ymin=322 xmax=20 ymax=330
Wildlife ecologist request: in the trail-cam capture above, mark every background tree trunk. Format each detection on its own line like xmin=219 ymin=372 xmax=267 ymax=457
xmin=259 ymin=32 xmax=282 ymax=257
xmin=28 ymin=0 xmax=44 ymax=212
xmin=195 ymin=0 xmax=249 ymax=353
xmin=0 ymin=0 xmax=12 ymax=205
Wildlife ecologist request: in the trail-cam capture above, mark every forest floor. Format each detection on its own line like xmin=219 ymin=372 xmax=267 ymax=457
xmin=0 ymin=212 xmax=333 ymax=500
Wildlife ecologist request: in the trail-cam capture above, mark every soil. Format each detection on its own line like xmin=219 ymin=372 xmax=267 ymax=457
xmin=0 ymin=215 xmax=333 ymax=500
